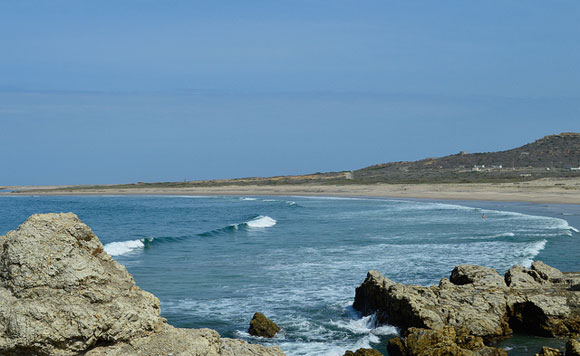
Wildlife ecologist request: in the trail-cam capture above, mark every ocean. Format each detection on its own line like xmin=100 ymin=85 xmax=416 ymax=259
xmin=0 ymin=195 xmax=578 ymax=355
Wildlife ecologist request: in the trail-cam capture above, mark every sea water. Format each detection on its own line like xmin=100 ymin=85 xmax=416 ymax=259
xmin=0 ymin=195 xmax=578 ymax=355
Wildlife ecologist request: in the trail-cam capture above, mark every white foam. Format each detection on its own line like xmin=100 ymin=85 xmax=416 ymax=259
xmin=520 ymin=239 xmax=547 ymax=267
xmin=491 ymin=232 xmax=515 ymax=238
xmin=240 ymin=197 xmax=257 ymax=201
xmin=330 ymin=313 xmax=398 ymax=336
xmin=246 ymin=215 xmax=277 ymax=228
xmin=104 ymin=239 xmax=148 ymax=256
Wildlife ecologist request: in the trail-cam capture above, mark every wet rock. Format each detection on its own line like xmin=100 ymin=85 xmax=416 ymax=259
xmin=392 ymin=326 xmax=507 ymax=356
xmin=567 ymin=339 xmax=580 ymax=356
xmin=0 ymin=213 xmax=285 ymax=356
xmin=534 ymin=346 xmax=564 ymax=356
xmin=343 ymin=348 xmax=383 ymax=356
xmin=248 ymin=312 xmax=281 ymax=338
xmin=387 ymin=337 xmax=407 ymax=356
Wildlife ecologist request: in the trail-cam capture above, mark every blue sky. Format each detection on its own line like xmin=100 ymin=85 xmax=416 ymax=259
xmin=1 ymin=1 xmax=579 ymax=185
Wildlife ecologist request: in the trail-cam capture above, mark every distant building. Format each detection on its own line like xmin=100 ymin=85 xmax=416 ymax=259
xmin=570 ymin=167 xmax=580 ymax=171
xmin=459 ymin=151 xmax=467 ymax=155
xmin=491 ymin=165 xmax=503 ymax=169
xmin=344 ymin=171 xmax=354 ymax=179
xmin=520 ymin=173 xmax=532 ymax=177
xmin=472 ymin=165 xmax=485 ymax=171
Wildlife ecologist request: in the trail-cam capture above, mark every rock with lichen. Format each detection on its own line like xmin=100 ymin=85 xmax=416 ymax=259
xmin=248 ymin=312 xmax=281 ymax=338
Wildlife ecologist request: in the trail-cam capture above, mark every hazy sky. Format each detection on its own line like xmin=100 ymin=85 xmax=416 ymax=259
xmin=1 ymin=1 xmax=579 ymax=185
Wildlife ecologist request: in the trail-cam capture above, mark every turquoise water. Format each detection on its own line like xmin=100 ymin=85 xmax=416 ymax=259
xmin=0 ymin=195 xmax=578 ymax=355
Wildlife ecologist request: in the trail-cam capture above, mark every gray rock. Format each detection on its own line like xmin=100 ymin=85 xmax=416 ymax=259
xmin=0 ymin=213 xmax=285 ymax=356
xmin=532 ymin=261 xmax=564 ymax=282
xmin=354 ymin=261 xmax=580 ymax=342
xmin=450 ymin=264 xmax=507 ymax=289
xmin=85 ymin=324 xmax=285 ymax=356
xmin=505 ymin=265 xmax=544 ymax=288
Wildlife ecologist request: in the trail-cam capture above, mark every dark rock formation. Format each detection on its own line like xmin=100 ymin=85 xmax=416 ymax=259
xmin=0 ymin=213 xmax=285 ymax=356
xmin=534 ymin=346 xmax=564 ymax=356
xmin=387 ymin=326 xmax=507 ymax=356
xmin=248 ymin=312 xmax=281 ymax=338
xmin=567 ymin=339 xmax=580 ymax=356
xmin=343 ymin=348 xmax=383 ymax=356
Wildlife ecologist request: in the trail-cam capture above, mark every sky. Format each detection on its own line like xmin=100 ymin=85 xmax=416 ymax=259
xmin=1 ymin=1 xmax=579 ymax=185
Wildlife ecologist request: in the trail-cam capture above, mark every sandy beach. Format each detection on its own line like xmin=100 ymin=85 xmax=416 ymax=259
xmin=3 ymin=177 xmax=580 ymax=205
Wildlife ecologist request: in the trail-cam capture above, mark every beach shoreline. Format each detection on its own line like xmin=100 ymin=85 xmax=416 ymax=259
xmin=2 ymin=178 xmax=580 ymax=205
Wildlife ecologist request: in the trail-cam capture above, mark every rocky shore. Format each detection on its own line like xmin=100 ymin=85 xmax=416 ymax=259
xmin=0 ymin=213 xmax=284 ymax=356
xmin=354 ymin=263 xmax=580 ymax=355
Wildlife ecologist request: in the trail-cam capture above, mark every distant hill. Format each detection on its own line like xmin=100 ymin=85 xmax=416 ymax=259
xmin=9 ymin=133 xmax=580 ymax=194
xmin=352 ymin=132 xmax=580 ymax=183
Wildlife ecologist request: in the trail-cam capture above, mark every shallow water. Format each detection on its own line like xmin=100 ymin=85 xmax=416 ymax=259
xmin=0 ymin=195 xmax=578 ymax=355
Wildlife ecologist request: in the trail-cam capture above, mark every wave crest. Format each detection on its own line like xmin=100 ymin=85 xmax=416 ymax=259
xmin=104 ymin=238 xmax=153 ymax=256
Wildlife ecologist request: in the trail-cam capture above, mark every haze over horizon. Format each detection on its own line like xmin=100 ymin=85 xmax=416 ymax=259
xmin=1 ymin=1 xmax=579 ymax=185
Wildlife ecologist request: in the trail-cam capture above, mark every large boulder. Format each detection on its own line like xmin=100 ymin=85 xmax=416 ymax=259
xmin=450 ymin=264 xmax=507 ymax=289
xmin=353 ymin=262 xmax=580 ymax=343
xmin=0 ymin=213 xmax=285 ymax=356
xmin=353 ymin=269 xmax=510 ymax=338
xmin=248 ymin=312 xmax=281 ymax=338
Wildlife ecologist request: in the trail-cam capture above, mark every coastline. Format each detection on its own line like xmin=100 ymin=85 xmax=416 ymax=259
xmin=3 ymin=177 xmax=580 ymax=205
xmin=2 ymin=188 xmax=579 ymax=355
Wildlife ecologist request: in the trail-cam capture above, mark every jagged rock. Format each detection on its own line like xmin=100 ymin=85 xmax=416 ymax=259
xmin=353 ymin=269 xmax=510 ymax=338
xmin=534 ymin=346 xmax=563 ymax=356
xmin=387 ymin=337 xmax=407 ymax=356
xmin=391 ymin=326 xmax=507 ymax=356
xmin=343 ymin=348 xmax=383 ymax=356
xmin=532 ymin=262 xmax=564 ymax=282
xmin=0 ymin=213 xmax=285 ymax=356
xmin=248 ymin=312 xmax=281 ymax=338
xmin=505 ymin=265 xmax=544 ymax=288
xmin=567 ymin=339 xmax=580 ymax=356
xmin=353 ymin=262 xmax=580 ymax=343
xmin=450 ymin=264 xmax=507 ymax=289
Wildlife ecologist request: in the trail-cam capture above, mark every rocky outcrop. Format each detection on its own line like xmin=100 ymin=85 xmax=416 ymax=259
xmin=0 ymin=213 xmax=285 ymax=356
xmin=387 ymin=326 xmax=507 ymax=356
xmin=354 ymin=262 xmax=580 ymax=350
xmin=534 ymin=346 xmax=564 ymax=356
xmin=567 ymin=339 xmax=580 ymax=356
xmin=343 ymin=348 xmax=383 ymax=356
xmin=248 ymin=312 xmax=280 ymax=338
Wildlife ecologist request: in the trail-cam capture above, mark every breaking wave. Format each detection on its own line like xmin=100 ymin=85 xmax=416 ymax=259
xmin=198 ymin=215 xmax=277 ymax=236
xmin=104 ymin=238 xmax=154 ymax=256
